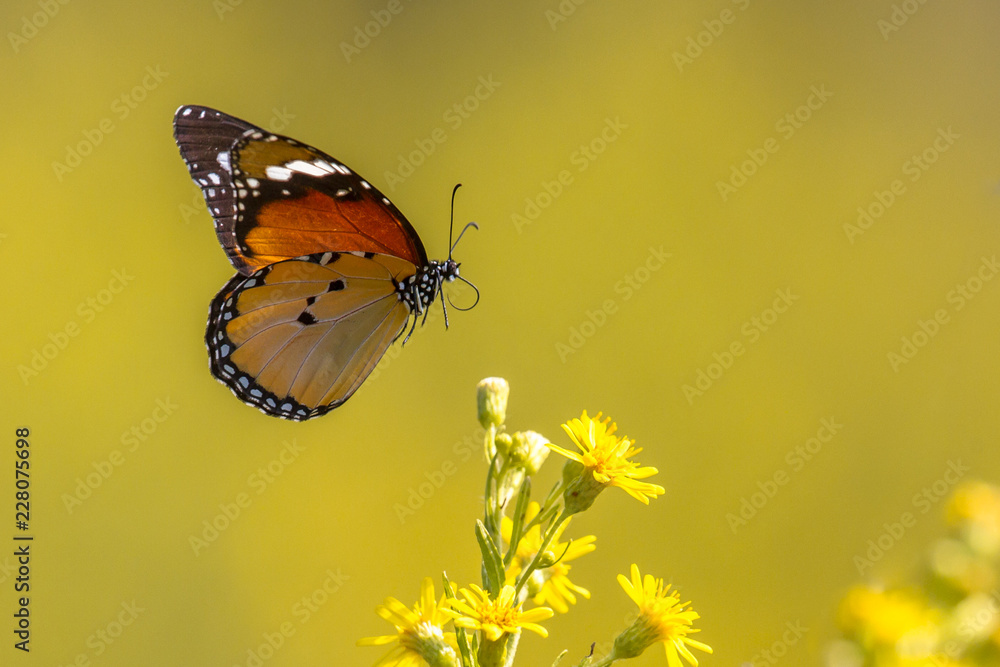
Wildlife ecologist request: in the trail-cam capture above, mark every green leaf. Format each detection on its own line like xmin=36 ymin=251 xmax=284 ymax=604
xmin=476 ymin=519 xmax=506 ymax=597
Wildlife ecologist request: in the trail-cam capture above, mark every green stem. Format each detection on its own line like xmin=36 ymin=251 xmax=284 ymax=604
xmin=514 ymin=508 xmax=569 ymax=596
xmin=567 ymin=647 xmax=615 ymax=667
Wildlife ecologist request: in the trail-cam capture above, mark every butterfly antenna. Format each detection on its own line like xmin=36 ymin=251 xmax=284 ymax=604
xmin=450 ymin=222 xmax=479 ymax=256
xmin=447 ymin=184 xmax=480 ymax=258
xmin=448 ymin=183 xmax=462 ymax=256
xmin=448 ymin=276 xmax=481 ymax=312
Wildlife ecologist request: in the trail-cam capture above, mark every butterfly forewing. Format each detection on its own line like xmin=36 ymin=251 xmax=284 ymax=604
xmin=174 ymin=105 xmax=427 ymax=275
xmin=206 ymin=252 xmax=415 ymax=420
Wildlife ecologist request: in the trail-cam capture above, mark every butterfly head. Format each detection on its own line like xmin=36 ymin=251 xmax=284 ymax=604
xmin=442 ymin=258 xmax=460 ymax=282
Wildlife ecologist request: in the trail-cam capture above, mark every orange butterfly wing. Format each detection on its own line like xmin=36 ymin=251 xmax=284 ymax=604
xmin=207 ymin=252 xmax=415 ymax=420
xmin=173 ymin=105 xmax=427 ymax=275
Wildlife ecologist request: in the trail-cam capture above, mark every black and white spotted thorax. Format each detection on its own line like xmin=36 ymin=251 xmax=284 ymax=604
xmin=398 ymin=259 xmax=460 ymax=313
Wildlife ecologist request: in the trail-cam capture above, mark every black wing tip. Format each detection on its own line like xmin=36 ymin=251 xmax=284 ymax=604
xmin=174 ymin=104 xmax=218 ymax=120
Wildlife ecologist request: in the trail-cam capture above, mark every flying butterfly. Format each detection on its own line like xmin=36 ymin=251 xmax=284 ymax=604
xmin=173 ymin=105 xmax=477 ymax=421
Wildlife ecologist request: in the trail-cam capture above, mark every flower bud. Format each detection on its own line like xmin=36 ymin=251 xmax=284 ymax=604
xmin=477 ymin=377 xmax=509 ymax=429
xmin=508 ymin=431 xmax=551 ymax=475
xmin=494 ymin=432 xmax=513 ymax=457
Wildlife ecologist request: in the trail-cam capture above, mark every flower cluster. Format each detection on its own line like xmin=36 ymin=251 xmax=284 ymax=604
xmin=359 ymin=378 xmax=712 ymax=667
xmin=827 ymin=480 xmax=1000 ymax=667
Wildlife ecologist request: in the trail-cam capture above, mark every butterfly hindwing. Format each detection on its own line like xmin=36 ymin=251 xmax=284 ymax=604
xmin=206 ymin=252 xmax=416 ymax=420
xmin=174 ymin=105 xmax=427 ymax=276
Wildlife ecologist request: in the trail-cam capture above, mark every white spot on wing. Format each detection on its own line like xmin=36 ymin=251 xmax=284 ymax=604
xmin=312 ymin=160 xmax=337 ymax=174
xmin=217 ymin=151 xmax=232 ymax=174
xmin=286 ymin=160 xmax=328 ymax=177
xmin=208 ymin=173 xmax=221 ymax=185
xmin=265 ymin=166 xmax=293 ymax=181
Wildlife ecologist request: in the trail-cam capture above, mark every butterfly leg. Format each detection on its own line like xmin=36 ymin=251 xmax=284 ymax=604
xmin=401 ymin=282 xmax=423 ymax=346
xmin=401 ymin=311 xmax=419 ymax=346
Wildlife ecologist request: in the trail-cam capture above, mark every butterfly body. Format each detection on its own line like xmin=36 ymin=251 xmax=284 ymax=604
xmin=173 ymin=105 xmax=467 ymax=420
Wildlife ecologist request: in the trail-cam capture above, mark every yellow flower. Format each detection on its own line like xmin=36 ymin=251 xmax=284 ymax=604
xmin=548 ymin=411 xmax=664 ymax=513
xmin=838 ymin=585 xmax=938 ymax=648
xmin=611 ymin=564 xmax=713 ymax=666
xmin=501 ymin=502 xmax=596 ymax=613
xmin=441 ymin=583 xmax=553 ymax=641
xmin=947 ymin=480 xmax=1000 ymax=555
xmin=358 ymin=577 xmax=459 ymax=667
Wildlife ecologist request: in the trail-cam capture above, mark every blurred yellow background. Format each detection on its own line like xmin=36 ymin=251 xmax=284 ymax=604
xmin=3 ymin=0 xmax=1000 ymax=665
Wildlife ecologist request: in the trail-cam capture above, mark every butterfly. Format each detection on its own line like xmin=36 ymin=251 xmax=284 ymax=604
xmin=173 ymin=105 xmax=477 ymax=421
